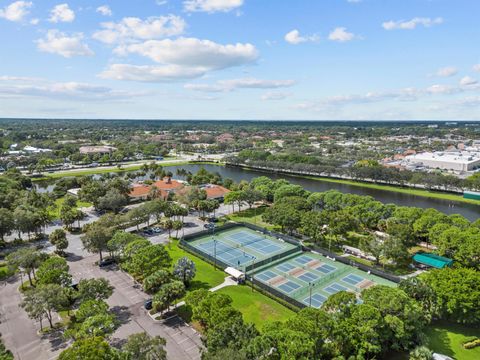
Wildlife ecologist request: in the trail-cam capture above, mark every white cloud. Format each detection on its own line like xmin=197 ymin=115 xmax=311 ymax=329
xmin=460 ymin=76 xmax=478 ymax=86
xmin=156 ymin=1 xmax=168 ymax=5
xmin=30 ymin=18 xmax=39 ymax=25
xmin=93 ymin=15 xmax=186 ymax=44
xmin=261 ymin=91 xmax=292 ymax=101
xmin=99 ymin=64 xmax=207 ymax=82
xmin=36 ymin=30 xmax=94 ymax=58
xmin=109 ymin=37 xmax=257 ymax=82
xmin=426 ymin=84 xmax=458 ymax=94
xmin=473 ymin=64 xmax=480 ymax=73
xmin=183 ymin=0 xmax=243 ymax=13
xmin=49 ymin=3 xmax=75 ymax=23
xmin=96 ymin=5 xmax=112 ymax=17
xmin=382 ymin=17 xmax=443 ymax=30
xmin=185 ymin=78 xmax=296 ymax=92
xmin=284 ymin=29 xmax=319 ymax=45
xmin=328 ymin=27 xmax=356 ymax=42
xmin=347 ymin=0 xmax=362 ymax=3
xmin=0 ymin=1 xmax=32 ymax=22
xmin=0 ymin=77 xmax=147 ymax=101
xmin=436 ymin=66 xmax=457 ymax=77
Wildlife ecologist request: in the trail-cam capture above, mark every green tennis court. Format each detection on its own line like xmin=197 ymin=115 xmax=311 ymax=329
xmin=253 ymin=252 xmax=396 ymax=308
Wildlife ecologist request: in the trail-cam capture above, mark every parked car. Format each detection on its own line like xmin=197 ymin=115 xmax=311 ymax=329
xmin=99 ymin=258 xmax=115 ymax=268
xmin=204 ymin=223 xmax=215 ymax=229
xmin=151 ymin=227 xmax=162 ymax=233
xmin=144 ymin=299 xmax=153 ymax=310
xmin=208 ymin=217 xmax=218 ymax=223
xmin=143 ymin=229 xmax=154 ymax=236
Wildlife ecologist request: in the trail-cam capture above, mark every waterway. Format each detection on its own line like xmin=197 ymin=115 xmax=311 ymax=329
xmin=35 ymin=163 xmax=480 ymax=221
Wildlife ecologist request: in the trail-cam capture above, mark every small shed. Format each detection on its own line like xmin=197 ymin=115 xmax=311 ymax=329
xmin=413 ymin=252 xmax=453 ymax=269
xmin=225 ymin=267 xmax=245 ymax=282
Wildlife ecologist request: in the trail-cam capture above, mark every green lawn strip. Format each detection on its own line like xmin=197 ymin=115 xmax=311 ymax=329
xmin=297 ymin=175 xmax=479 ymax=205
xmin=226 ymin=207 xmax=279 ymax=231
xmin=426 ymin=321 xmax=480 ymax=360
xmin=48 ymin=197 xmax=92 ymax=219
xmin=166 ymin=240 xmax=225 ymax=293
xmin=32 ymin=160 xmax=224 ymax=181
xmin=215 ymin=285 xmax=295 ymax=330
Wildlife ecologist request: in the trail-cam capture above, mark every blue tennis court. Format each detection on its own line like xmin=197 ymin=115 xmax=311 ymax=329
xmin=315 ymin=264 xmax=337 ymax=274
xmin=228 ymin=231 xmax=282 ymax=255
xmin=276 ymin=263 xmax=296 ymax=273
xmin=303 ymin=293 xmax=326 ymax=308
xmin=323 ymin=283 xmax=348 ymax=294
xmin=278 ymin=281 xmax=301 ymax=294
xmin=255 ymin=270 xmax=277 ymax=282
xmin=294 ymin=255 xmax=314 ymax=265
xmin=297 ymin=271 xmax=319 ymax=283
xmin=342 ymin=274 xmax=365 ymax=285
xmin=198 ymin=240 xmax=254 ymax=266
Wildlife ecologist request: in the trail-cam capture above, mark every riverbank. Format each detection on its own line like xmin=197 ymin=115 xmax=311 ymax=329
xmin=31 ymin=161 xmax=223 ymax=181
xmin=229 ymin=164 xmax=480 ymax=206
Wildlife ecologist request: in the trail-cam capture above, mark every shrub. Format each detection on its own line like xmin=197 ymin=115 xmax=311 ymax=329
xmin=463 ymin=338 xmax=480 ymax=349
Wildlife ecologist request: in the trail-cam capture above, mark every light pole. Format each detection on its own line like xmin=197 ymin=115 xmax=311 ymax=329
xmin=251 ymin=258 xmax=255 ymax=292
xmin=309 ymin=282 xmax=313 ymax=307
xmin=213 ymin=239 xmax=217 ymax=270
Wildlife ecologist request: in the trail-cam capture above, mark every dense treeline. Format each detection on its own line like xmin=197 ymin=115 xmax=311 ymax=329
xmin=230 ymin=149 xmax=480 ymax=191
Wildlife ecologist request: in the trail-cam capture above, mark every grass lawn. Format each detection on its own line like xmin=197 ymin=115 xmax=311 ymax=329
xmin=426 ymin=321 xmax=480 ymax=360
xmin=216 ymin=285 xmax=295 ymax=330
xmin=166 ymin=239 xmax=225 ymax=293
xmin=0 ymin=265 xmax=14 ymax=280
xmin=226 ymin=206 xmax=278 ymax=231
xmin=48 ymin=197 xmax=92 ymax=219
xmin=32 ymin=160 xmax=222 ymax=181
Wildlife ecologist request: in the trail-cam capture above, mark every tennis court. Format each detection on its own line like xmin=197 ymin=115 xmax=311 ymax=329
xmin=253 ymin=252 xmax=395 ymax=308
xmin=188 ymin=226 xmax=301 ymax=270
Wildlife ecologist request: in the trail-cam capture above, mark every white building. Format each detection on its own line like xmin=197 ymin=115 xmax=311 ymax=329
xmin=405 ymin=151 xmax=480 ymax=172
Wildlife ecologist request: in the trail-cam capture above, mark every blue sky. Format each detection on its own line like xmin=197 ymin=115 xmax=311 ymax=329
xmin=0 ymin=0 xmax=479 ymax=120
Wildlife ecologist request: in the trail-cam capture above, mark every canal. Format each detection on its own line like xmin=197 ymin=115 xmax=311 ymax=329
xmin=36 ymin=163 xmax=480 ymax=221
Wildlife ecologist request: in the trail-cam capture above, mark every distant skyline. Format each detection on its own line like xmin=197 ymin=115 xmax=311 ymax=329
xmin=1 ymin=0 xmax=479 ymax=120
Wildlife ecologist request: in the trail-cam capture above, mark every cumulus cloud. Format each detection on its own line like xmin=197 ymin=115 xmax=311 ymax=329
xmin=436 ymin=66 xmax=457 ymax=77
xmin=382 ymin=17 xmax=443 ymax=30
xmin=101 ymin=37 xmax=258 ymax=82
xmin=93 ymin=15 xmax=186 ymax=44
xmin=460 ymin=76 xmax=478 ymax=86
xmin=36 ymin=30 xmax=94 ymax=58
xmin=185 ymin=78 xmax=296 ymax=92
xmin=328 ymin=27 xmax=356 ymax=42
xmin=49 ymin=3 xmax=75 ymax=23
xmin=0 ymin=1 xmax=32 ymax=22
xmin=96 ymin=5 xmax=112 ymax=17
xmin=183 ymin=0 xmax=243 ymax=13
xmin=473 ymin=64 xmax=480 ymax=73
xmin=284 ymin=29 xmax=319 ymax=45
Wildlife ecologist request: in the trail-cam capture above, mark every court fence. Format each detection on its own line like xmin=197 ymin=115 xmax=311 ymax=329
xmin=248 ymin=274 xmax=307 ymax=310
xmin=179 ymin=238 xmax=230 ymax=271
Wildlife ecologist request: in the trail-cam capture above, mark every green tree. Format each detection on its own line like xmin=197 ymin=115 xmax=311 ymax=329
xmin=126 ymin=244 xmax=172 ymax=280
xmin=422 ymin=267 xmax=480 ymax=324
xmin=0 ymin=208 xmax=14 ymax=241
xmin=76 ymin=313 xmax=117 ymax=339
xmin=121 ymin=332 xmax=167 ymax=360
xmin=21 ymin=284 xmax=68 ymax=329
xmin=75 ymin=300 xmax=109 ymax=323
xmin=152 ymin=280 xmax=186 ymax=313
xmin=409 ymin=346 xmax=433 ymax=360
xmin=49 ymin=229 xmax=68 ymax=255
xmin=97 ymin=188 xmax=128 ymax=214
xmin=77 ymin=278 xmax=114 ymax=302
xmin=143 ymin=269 xmax=171 ymax=294
xmin=173 ymin=257 xmax=196 ymax=285
xmin=81 ymin=220 xmax=115 ymax=261
xmin=6 ymin=248 xmax=44 ymax=286
xmin=36 ymin=256 xmax=72 ymax=287
xmin=58 ymin=337 xmax=120 ymax=360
